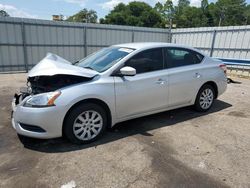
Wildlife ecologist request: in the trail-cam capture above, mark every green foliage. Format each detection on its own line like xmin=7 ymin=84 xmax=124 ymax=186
xmin=201 ymin=0 xmax=209 ymax=11
xmin=67 ymin=0 xmax=250 ymax=28
xmin=176 ymin=6 xmax=208 ymax=27
xmin=244 ymin=5 xmax=250 ymax=24
xmin=0 ymin=10 xmax=10 ymax=17
xmin=101 ymin=2 xmax=163 ymax=28
xmin=154 ymin=0 xmax=174 ymax=26
xmin=178 ymin=0 xmax=190 ymax=10
xmin=67 ymin=8 xmax=97 ymax=23
xmin=164 ymin=0 xmax=249 ymax=28
xmin=214 ymin=0 xmax=246 ymax=26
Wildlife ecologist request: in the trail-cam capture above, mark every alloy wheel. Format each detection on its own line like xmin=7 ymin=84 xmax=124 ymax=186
xmin=73 ymin=110 xmax=103 ymax=141
xmin=199 ymin=88 xmax=214 ymax=110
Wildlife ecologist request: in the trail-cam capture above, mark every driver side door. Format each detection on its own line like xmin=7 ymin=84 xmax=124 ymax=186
xmin=114 ymin=48 xmax=169 ymax=120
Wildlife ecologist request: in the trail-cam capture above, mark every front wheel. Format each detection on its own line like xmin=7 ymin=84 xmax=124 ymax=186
xmin=194 ymin=84 xmax=215 ymax=112
xmin=64 ymin=103 xmax=107 ymax=144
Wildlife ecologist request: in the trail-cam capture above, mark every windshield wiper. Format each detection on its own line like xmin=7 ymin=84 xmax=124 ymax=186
xmin=72 ymin=60 xmax=79 ymax=65
xmin=83 ymin=66 xmax=94 ymax=70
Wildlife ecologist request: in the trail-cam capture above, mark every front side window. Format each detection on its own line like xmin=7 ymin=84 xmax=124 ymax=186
xmin=77 ymin=47 xmax=134 ymax=72
xmin=165 ymin=48 xmax=204 ymax=68
xmin=125 ymin=48 xmax=163 ymax=74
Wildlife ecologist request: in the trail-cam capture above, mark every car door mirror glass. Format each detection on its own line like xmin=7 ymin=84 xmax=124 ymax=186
xmin=120 ymin=66 xmax=136 ymax=76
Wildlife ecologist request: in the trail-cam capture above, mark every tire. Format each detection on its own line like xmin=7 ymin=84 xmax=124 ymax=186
xmin=194 ymin=84 xmax=215 ymax=112
xmin=64 ymin=103 xmax=107 ymax=144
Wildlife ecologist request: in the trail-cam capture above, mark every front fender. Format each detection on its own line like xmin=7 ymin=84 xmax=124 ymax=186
xmin=54 ymin=77 xmax=116 ymax=125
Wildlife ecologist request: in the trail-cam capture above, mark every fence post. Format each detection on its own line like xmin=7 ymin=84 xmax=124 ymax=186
xmin=84 ymin=25 xmax=87 ymax=57
xmin=131 ymin=30 xmax=135 ymax=42
xmin=210 ymin=30 xmax=217 ymax=57
xmin=169 ymin=28 xmax=172 ymax=43
xmin=21 ymin=21 xmax=28 ymax=72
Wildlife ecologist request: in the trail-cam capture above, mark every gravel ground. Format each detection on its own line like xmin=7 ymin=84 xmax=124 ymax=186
xmin=0 ymin=73 xmax=250 ymax=188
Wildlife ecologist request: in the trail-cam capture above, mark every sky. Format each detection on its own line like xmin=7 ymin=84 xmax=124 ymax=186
xmin=0 ymin=0 xmax=249 ymax=20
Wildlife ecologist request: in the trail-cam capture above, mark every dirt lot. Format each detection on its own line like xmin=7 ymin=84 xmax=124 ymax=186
xmin=0 ymin=73 xmax=250 ymax=188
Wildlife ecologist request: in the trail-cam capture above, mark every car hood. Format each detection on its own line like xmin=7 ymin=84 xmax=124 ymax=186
xmin=28 ymin=53 xmax=98 ymax=78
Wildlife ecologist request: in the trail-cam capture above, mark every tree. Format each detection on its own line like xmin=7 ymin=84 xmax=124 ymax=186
xmin=141 ymin=9 xmax=163 ymax=27
xmin=0 ymin=10 xmax=10 ymax=17
xmin=178 ymin=0 xmax=190 ymax=10
xmin=154 ymin=0 xmax=175 ymax=28
xmin=101 ymin=2 xmax=164 ymax=28
xmin=128 ymin=1 xmax=151 ymax=17
xmin=175 ymin=0 xmax=190 ymax=27
xmin=104 ymin=12 xmax=127 ymax=25
xmin=175 ymin=6 xmax=208 ymax=28
xmin=213 ymin=0 xmax=246 ymax=26
xmin=113 ymin=3 xmax=127 ymax=12
xmin=201 ymin=0 xmax=209 ymax=12
xmin=67 ymin=9 xmax=97 ymax=23
xmin=100 ymin=0 xmax=249 ymax=28
xmin=173 ymin=0 xmax=247 ymax=27
xmin=244 ymin=5 xmax=250 ymax=24
xmin=201 ymin=0 xmax=214 ymax=26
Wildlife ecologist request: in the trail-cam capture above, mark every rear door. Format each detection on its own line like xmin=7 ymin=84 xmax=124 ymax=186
xmin=114 ymin=48 xmax=169 ymax=120
xmin=164 ymin=47 xmax=204 ymax=107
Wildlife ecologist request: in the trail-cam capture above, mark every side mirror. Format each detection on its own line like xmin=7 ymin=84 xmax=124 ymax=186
xmin=120 ymin=66 xmax=136 ymax=76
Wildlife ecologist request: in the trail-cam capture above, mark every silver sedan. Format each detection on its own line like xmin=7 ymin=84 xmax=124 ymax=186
xmin=12 ymin=42 xmax=227 ymax=144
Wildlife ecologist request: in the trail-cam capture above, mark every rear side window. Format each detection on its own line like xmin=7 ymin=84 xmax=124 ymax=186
xmin=125 ymin=48 xmax=163 ymax=74
xmin=165 ymin=48 xmax=204 ymax=68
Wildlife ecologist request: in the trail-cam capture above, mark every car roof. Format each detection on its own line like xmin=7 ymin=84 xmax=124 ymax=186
xmin=113 ymin=42 xmax=205 ymax=55
xmin=113 ymin=42 xmax=189 ymax=50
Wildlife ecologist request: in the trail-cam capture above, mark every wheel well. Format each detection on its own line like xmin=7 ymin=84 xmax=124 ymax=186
xmin=202 ymin=81 xmax=218 ymax=98
xmin=62 ymin=99 xmax=112 ymax=136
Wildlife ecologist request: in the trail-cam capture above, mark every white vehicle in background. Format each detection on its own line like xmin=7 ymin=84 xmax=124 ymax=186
xmin=12 ymin=42 xmax=227 ymax=144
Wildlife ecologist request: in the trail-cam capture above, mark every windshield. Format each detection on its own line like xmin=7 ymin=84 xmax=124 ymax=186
xmin=76 ymin=47 xmax=134 ymax=72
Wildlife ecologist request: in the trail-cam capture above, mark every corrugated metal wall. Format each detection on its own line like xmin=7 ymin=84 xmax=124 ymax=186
xmin=0 ymin=17 xmax=170 ymax=72
xmin=172 ymin=25 xmax=250 ymax=59
xmin=2 ymin=17 xmax=250 ymax=73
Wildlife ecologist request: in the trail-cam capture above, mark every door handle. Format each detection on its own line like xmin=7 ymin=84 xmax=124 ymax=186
xmin=156 ymin=78 xmax=166 ymax=85
xmin=195 ymin=73 xmax=201 ymax=78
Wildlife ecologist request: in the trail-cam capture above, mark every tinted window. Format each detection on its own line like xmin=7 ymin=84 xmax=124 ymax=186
xmin=125 ymin=48 xmax=163 ymax=74
xmin=165 ymin=48 xmax=204 ymax=68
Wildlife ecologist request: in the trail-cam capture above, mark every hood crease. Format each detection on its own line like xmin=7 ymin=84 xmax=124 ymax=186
xmin=28 ymin=53 xmax=97 ymax=78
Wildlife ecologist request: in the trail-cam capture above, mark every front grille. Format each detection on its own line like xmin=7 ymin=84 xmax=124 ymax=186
xmin=19 ymin=123 xmax=46 ymax=133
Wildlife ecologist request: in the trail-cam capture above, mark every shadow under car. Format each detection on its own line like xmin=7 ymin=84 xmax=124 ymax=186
xmin=18 ymin=99 xmax=232 ymax=153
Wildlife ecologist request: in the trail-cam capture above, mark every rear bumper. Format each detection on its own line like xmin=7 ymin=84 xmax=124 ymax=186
xmin=217 ymin=77 xmax=227 ymax=97
xmin=12 ymin=99 xmax=65 ymax=139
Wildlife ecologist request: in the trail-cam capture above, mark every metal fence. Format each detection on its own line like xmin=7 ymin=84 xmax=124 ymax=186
xmin=1 ymin=17 xmax=250 ymax=74
xmin=171 ymin=25 xmax=250 ymax=59
xmin=171 ymin=25 xmax=250 ymax=78
xmin=0 ymin=17 xmax=171 ymax=72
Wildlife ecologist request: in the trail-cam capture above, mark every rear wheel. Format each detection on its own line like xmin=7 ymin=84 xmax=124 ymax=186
xmin=64 ymin=103 xmax=107 ymax=144
xmin=194 ymin=84 xmax=215 ymax=112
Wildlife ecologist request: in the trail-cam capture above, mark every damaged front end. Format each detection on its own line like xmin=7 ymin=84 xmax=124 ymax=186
xmin=14 ymin=75 xmax=93 ymax=106
xmin=28 ymin=74 xmax=93 ymax=94
xmin=13 ymin=53 xmax=98 ymax=106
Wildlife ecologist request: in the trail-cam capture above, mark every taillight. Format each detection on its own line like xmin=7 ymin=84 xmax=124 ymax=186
xmin=219 ymin=64 xmax=227 ymax=74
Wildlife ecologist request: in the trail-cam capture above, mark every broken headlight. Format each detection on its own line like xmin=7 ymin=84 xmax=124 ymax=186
xmin=23 ymin=91 xmax=61 ymax=107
